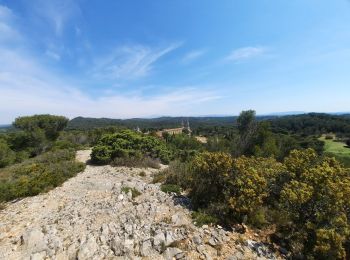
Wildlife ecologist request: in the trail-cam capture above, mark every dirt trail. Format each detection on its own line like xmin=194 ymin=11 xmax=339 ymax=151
xmin=0 ymin=150 xmax=280 ymax=260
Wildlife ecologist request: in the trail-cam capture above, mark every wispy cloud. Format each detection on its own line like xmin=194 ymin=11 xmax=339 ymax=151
xmin=45 ymin=50 xmax=61 ymax=61
xmin=0 ymin=45 xmax=220 ymax=123
xmin=27 ymin=0 xmax=81 ymax=36
xmin=0 ymin=5 xmax=20 ymax=42
xmin=182 ymin=49 xmax=207 ymax=64
xmin=92 ymin=43 xmax=182 ymax=80
xmin=0 ymin=6 xmax=218 ymax=123
xmin=225 ymin=46 xmax=266 ymax=62
xmin=0 ymin=55 xmax=220 ymax=122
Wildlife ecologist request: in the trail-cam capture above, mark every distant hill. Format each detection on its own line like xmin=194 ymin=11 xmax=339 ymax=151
xmin=67 ymin=116 xmax=242 ymax=130
xmin=0 ymin=124 xmax=11 ymax=132
xmin=67 ymin=113 xmax=350 ymax=136
xmin=268 ymin=113 xmax=350 ymax=135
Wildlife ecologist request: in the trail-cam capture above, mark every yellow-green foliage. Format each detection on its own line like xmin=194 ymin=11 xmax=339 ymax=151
xmin=190 ymin=152 xmax=233 ymax=209
xmin=229 ymin=156 xmax=284 ymax=217
xmin=184 ymin=149 xmax=350 ymax=258
xmin=190 ymin=152 xmax=284 ymax=223
xmin=278 ymin=149 xmax=350 ymax=259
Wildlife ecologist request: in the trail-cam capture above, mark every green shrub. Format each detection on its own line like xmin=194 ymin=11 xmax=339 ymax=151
xmin=91 ymin=145 xmax=112 ymax=164
xmin=161 ymin=184 xmax=181 ymax=195
xmin=247 ymin=207 xmax=269 ymax=228
xmin=91 ymin=130 xmax=171 ymax=165
xmin=121 ymin=186 xmax=141 ymax=198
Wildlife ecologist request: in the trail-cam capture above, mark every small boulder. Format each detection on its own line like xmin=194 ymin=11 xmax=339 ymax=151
xmin=21 ymin=228 xmax=47 ymax=254
xmin=140 ymin=239 xmax=153 ymax=256
xmin=30 ymin=251 xmax=46 ymax=260
xmin=163 ymin=247 xmax=184 ymax=260
xmin=171 ymin=212 xmax=190 ymax=227
xmin=77 ymin=236 xmax=98 ymax=259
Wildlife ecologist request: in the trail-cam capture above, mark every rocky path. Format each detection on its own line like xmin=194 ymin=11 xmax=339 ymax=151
xmin=0 ymin=150 xmax=281 ymax=260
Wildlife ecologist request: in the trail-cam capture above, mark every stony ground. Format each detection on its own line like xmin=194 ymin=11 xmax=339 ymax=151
xmin=0 ymin=150 xmax=282 ymax=260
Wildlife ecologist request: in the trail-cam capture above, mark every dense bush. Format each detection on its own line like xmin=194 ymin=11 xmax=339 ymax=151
xmin=189 ymin=152 xmax=233 ymax=210
xmin=276 ymin=149 xmax=350 ymax=259
xmin=161 ymin=149 xmax=350 ymax=258
xmin=0 ymin=149 xmax=85 ymax=202
xmin=91 ymin=130 xmax=171 ymax=165
xmin=13 ymin=114 xmax=68 ymax=141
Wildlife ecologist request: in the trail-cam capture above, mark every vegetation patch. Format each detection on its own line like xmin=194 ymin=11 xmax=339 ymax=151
xmin=164 ymin=148 xmax=350 ymax=259
xmin=191 ymin=211 xmax=218 ymax=227
xmin=121 ymin=186 xmax=141 ymax=198
xmin=0 ymin=149 xmax=85 ymax=202
xmin=160 ymin=184 xmax=181 ymax=195
xmin=111 ymin=156 xmax=160 ymax=169
xmin=320 ymin=135 xmax=350 ymax=167
xmin=152 ymin=171 xmax=167 ymax=184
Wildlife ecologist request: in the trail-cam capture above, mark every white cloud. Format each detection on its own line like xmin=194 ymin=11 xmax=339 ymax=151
xmin=226 ymin=46 xmax=266 ymax=62
xmin=182 ymin=49 xmax=207 ymax=64
xmin=92 ymin=43 xmax=182 ymax=80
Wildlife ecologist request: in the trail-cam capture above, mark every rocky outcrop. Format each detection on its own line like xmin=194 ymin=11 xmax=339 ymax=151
xmin=0 ymin=150 xmax=282 ymax=259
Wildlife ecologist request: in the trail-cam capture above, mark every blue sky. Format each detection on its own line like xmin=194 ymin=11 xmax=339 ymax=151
xmin=0 ymin=0 xmax=350 ymax=123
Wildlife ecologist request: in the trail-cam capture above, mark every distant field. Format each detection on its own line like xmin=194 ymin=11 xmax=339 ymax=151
xmin=319 ymin=135 xmax=350 ymax=167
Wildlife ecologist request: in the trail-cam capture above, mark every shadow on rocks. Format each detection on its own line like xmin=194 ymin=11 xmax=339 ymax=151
xmin=172 ymin=195 xmax=192 ymax=209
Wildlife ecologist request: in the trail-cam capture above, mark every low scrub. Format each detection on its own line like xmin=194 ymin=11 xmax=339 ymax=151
xmin=121 ymin=186 xmax=141 ymax=198
xmin=0 ymin=149 xmax=85 ymax=202
xmin=152 ymin=171 xmax=167 ymax=184
xmin=160 ymin=184 xmax=181 ymax=195
xmin=111 ymin=156 xmax=160 ymax=169
xmin=191 ymin=211 xmax=218 ymax=227
xmin=160 ymin=161 xmax=192 ymax=190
